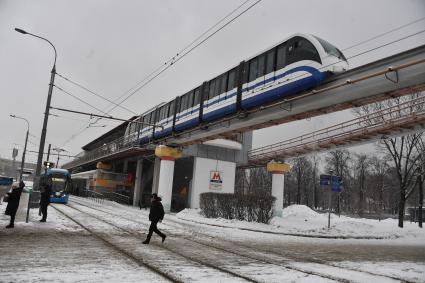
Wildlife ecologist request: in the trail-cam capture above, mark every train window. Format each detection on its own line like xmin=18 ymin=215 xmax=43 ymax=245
xmin=287 ymin=37 xmax=321 ymax=65
xmin=276 ymin=43 xmax=287 ymax=70
xmin=265 ymin=49 xmax=275 ymax=74
xmin=193 ymin=87 xmax=200 ymax=106
xmin=188 ymin=90 xmax=194 ymax=108
xmin=257 ymin=54 xmax=266 ymax=78
xmin=227 ymin=68 xmax=236 ymax=91
xmin=248 ymin=58 xmax=258 ymax=82
xmin=213 ymin=76 xmax=221 ymax=98
xmin=208 ymin=79 xmax=216 ymax=100
xmin=219 ymin=74 xmax=227 ymax=95
xmin=180 ymin=91 xmax=191 ymax=112
xmin=169 ymin=100 xmax=175 ymax=116
xmin=163 ymin=104 xmax=170 ymax=120
xmin=313 ymin=35 xmax=347 ymax=61
xmin=143 ymin=114 xmax=149 ymax=126
xmin=242 ymin=62 xmax=249 ymax=84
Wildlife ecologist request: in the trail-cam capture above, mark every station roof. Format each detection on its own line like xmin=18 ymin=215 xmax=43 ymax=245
xmin=82 ymin=116 xmax=138 ymax=151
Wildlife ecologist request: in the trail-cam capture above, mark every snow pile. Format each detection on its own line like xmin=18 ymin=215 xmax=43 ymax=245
xmin=176 ymin=205 xmax=425 ymax=240
xmin=281 ymin=204 xmax=320 ymax=218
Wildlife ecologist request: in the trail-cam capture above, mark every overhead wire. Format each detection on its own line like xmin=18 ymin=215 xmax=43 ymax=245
xmin=60 ymin=6 xmax=423 ymax=150
xmin=54 ymin=85 xmax=113 ymax=117
xmin=60 ymin=0 xmax=263 ymax=146
xmin=105 ymin=0 xmax=263 ymax=113
xmin=55 ymin=72 xmax=138 ymax=115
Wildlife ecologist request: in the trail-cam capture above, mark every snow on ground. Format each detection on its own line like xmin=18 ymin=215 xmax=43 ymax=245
xmin=176 ymin=204 xmax=425 ymax=240
xmin=1 ymin=196 xmax=424 ymax=282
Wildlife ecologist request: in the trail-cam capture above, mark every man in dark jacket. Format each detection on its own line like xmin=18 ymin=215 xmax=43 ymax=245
xmin=142 ymin=193 xmax=166 ymax=244
xmin=5 ymin=181 xmax=24 ymax=228
xmin=39 ymin=179 xmax=51 ymax=222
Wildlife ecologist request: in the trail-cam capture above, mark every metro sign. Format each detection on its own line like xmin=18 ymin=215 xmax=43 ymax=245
xmin=209 ymin=171 xmax=223 ymax=190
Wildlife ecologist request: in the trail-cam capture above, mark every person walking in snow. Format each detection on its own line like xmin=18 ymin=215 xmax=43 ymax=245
xmin=39 ymin=178 xmax=51 ymax=222
xmin=5 ymin=181 xmax=25 ymax=228
xmin=142 ymin=193 xmax=166 ymax=244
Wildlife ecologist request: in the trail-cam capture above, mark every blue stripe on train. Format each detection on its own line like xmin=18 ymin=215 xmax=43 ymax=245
xmin=174 ymin=117 xmax=199 ymax=132
xmin=139 ymin=66 xmax=327 ymax=145
xmin=241 ymin=74 xmax=323 ymax=109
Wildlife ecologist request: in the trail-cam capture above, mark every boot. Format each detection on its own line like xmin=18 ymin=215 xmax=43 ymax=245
xmin=6 ymin=224 xmax=14 ymax=228
xmin=142 ymin=240 xmax=149 ymax=244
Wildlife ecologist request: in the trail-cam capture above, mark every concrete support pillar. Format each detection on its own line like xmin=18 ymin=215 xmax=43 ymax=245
xmin=132 ymin=159 xmax=143 ymax=207
xmin=155 ymin=146 xmax=182 ymax=212
xmin=267 ymin=161 xmax=291 ymax=217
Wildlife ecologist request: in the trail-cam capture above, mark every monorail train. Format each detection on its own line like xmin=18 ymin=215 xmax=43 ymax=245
xmin=124 ymin=33 xmax=348 ymax=144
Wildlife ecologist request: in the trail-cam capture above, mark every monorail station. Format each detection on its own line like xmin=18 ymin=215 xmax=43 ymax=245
xmin=63 ymin=124 xmax=290 ymax=215
xmin=62 ymin=121 xmax=254 ymax=212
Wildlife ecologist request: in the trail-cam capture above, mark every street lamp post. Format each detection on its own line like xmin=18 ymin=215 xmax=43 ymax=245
xmin=14 ymin=28 xmax=57 ymax=181
xmin=53 ymin=147 xmax=66 ymax=168
xmin=10 ymin=115 xmax=29 ymax=182
xmin=10 ymin=114 xmax=31 ymax=223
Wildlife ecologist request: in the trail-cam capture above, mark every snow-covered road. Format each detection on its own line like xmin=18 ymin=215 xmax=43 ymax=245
xmin=1 ymin=195 xmax=424 ymax=282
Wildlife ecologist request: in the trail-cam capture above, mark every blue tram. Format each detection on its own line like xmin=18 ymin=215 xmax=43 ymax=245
xmin=42 ymin=168 xmax=71 ymax=204
xmin=124 ymin=33 xmax=348 ymax=144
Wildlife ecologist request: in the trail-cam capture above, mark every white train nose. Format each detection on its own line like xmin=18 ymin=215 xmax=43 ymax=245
xmin=332 ymin=65 xmax=347 ymax=73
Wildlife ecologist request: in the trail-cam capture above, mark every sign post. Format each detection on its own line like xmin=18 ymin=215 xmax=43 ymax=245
xmin=320 ymin=172 xmax=342 ymax=229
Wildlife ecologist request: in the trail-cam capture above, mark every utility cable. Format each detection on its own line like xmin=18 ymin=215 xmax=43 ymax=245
xmin=60 ymin=0 xmax=262 ymax=145
xmin=107 ymin=0 xmax=263 ymax=113
xmin=55 ymin=72 xmax=138 ymax=115
xmin=102 ymin=0 xmax=256 ymax=113
xmin=341 ymin=16 xmax=425 ymax=51
xmin=54 ymin=85 xmax=113 ymax=117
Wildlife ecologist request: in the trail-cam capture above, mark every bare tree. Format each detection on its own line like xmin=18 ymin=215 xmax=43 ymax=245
xmin=293 ymin=156 xmax=313 ymax=205
xmin=354 ymin=94 xmax=424 ymax=227
xmin=368 ymin=155 xmax=391 ymax=219
xmin=353 ymin=153 xmax=371 ymax=216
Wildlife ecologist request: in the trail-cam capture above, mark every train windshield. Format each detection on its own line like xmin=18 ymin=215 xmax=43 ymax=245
xmin=313 ymin=36 xmax=347 ymax=61
xmin=51 ymin=175 xmax=68 ymax=192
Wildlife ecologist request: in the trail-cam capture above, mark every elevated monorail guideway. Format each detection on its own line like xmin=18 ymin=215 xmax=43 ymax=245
xmin=245 ymin=94 xmax=425 ymax=167
xmin=165 ymin=45 xmax=425 ymax=146
xmin=63 ymin=45 xmax=425 ymax=170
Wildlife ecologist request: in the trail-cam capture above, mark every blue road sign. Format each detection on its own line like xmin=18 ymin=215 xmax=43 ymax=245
xmin=320 ymin=174 xmax=343 ymax=191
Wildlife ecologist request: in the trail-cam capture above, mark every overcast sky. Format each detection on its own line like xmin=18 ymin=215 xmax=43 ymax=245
xmin=0 ymin=0 xmax=424 ymax=165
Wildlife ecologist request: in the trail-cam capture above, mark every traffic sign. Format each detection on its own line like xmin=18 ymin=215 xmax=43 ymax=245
xmin=320 ymin=174 xmax=343 ymax=191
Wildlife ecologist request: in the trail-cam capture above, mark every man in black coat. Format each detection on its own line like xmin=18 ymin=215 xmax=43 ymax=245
xmin=5 ymin=181 xmax=24 ymax=228
xmin=39 ymin=179 xmax=51 ymax=222
xmin=142 ymin=193 xmax=166 ymax=244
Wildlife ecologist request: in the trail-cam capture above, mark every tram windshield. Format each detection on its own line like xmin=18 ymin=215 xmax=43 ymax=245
xmin=313 ymin=36 xmax=347 ymax=61
xmin=50 ymin=175 xmax=68 ymax=193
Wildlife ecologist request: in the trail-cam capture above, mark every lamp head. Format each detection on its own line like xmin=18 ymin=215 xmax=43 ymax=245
xmin=10 ymin=114 xmax=16 ymax=118
xmin=15 ymin=28 xmax=28 ymax=34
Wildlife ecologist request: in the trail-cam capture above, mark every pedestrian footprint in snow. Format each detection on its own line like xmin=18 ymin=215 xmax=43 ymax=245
xmin=142 ymin=193 xmax=166 ymax=244
xmin=5 ymin=181 xmax=24 ymax=228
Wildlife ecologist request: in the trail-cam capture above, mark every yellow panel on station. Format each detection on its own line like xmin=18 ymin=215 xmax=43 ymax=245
xmin=96 ymin=162 xmax=112 ymax=170
xmin=155 ymin=146 xmax=183 ymax=160
xmin=267 ymin=161 xmax=291 ymax=174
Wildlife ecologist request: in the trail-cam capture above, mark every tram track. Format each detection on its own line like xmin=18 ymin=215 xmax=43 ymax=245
xmin=52 ymin=203 xmax=273 ymax=283
xmin=59 ymin=203 xmax=324 ymax=283
xmin=50 ymin=204 xmax=182 ymax=283
xmin=67 ymin=198 xmax=410 ymax=283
